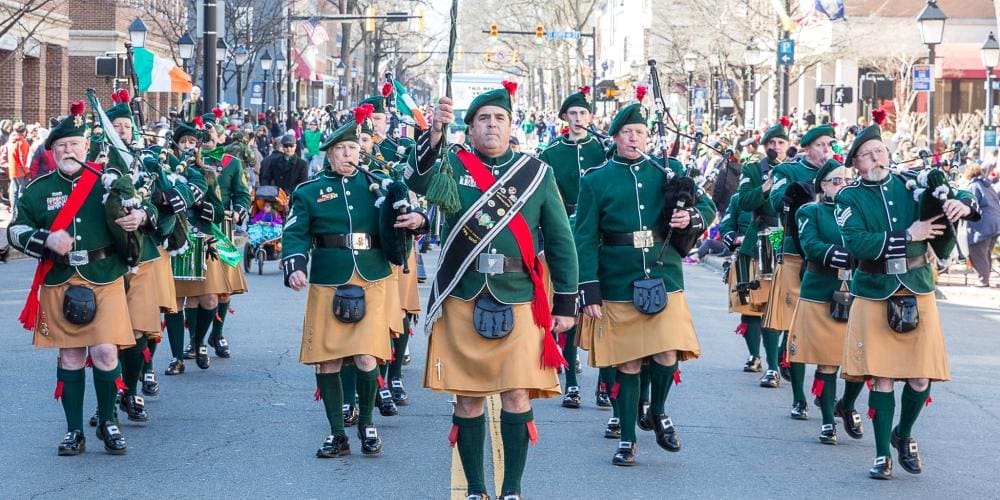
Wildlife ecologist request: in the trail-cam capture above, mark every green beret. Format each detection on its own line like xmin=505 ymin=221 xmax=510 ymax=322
xmin=360 ymin=96 xmax=386 ymax=114
xmin=45 ymin=101 xmax=87 ymax=150
xmin=814 ymin=158 xmax=846 ymax=192
xmin=559 ymin=90 xmax=592 ymax=116
xmin=761 ymin=122 xmax=789 ymax=144
xmin=800 ymin=124 xmax=835 ymax=147
xmin=172 ymin=120 xmax=208 ymax=144
xmin=464 ymin=87 xmax=513 ymax=125
xmin=201 ymin=112 xmax=217 ymax=125
xmin=319 ymin=120 xmax=360 ymax=151
xmin=844 ymin=125 xmax=883 ymax=168
xmin=106 ymin=102 xmax=132 ymax=123
xmin=608 ymin=103 xmax=648 ymax=137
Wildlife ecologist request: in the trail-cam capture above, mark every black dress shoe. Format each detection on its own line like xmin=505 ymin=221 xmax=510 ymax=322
xmin=743 ymin=356 xmax=762 ymax=373
xmin=780 ymin=365 xmax=792 ymax=382
xmin=759 ymin=370 xmax=780 ymax=388
xmin=141 ymin=372 xmax=160 ymax=397
xmin=891 ymin=428 xmax=922 ymax=474
xmin=342 ymin=404 xmax=359 ymax=427
xmin=195 ymin=345 xmax=210 ymax=370
xmin=595 ymin=382 xmax=612 ymax=408
xmin=377 ymin=388 xmax=399 ymax=416
xmin=358 ymin=424 xmax=382 ymax=455
xmin=637 ymin=402 xmax=653 ymax=432
xmin=465 ymin=492 xmax=488 ymax=500
xmin=604 ymin=417 xmax=621 ymax=439
xmin=96 ymin=421 xmax=127 ymax=455
xmin=819 ymin=423 xmax=838 ymax=445
xmin=612 ymin=441 xmax=636 ymax=466
xmin=209 ymin=336 xmax=231 ymax=358
xmin=650 ymin=412 xmax=681 ymax=452
xmin=835 ymin=401 xmax=864 ymax=439
xmin=389 ymin=378 xmax=409 ymax=405
xmin=790 ymin=400 xmax=809 ymax=420
xmin=500 ymin=492 xmax=521 ymax=500
xmin=57 ymin=430 xmax=86 ymax=456
xmin=316 ymin=434 xmax=350 ymax=458
xmin=869 ymin=455 xmax=893 ymax=480
xmin=120 ymin=395 xmax=149 ymax=422
xmin=561 ymin=386 xmax=581 ymax=409
xmin=183 ymin=344 xmax=196 ymax=360
xmin=164 ymin=358 xmax=185 ymax=375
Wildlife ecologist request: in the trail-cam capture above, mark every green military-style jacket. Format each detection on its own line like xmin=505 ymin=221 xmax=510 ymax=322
xmin=201 ymin=147 xmax=251 ymax=214
xmin=575 ymin=154 xmax=716 ymax=303
xmin=537 ymin=133 xmax=606 ymax=214
xmin=405 ymin=145 xmax=578 ymax=314
xmin=769 ymin=157 xmax=822 ymax=254
xmin=736 ymin=157 xmax=781 ymax=258
xmin=834 ymin=174 xmax=975 ymax=299
xmin=796 ymin=201 xmax=846 ymax=302
xmin=718 ymin=192 xmax=754 ymax=257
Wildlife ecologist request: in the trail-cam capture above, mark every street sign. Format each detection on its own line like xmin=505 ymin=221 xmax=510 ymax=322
xmin=834 ymin=86 xmax=853 ymax=104
xmin=546 ymin=31 xmax=581 ymax=41
xmin=195 ymin=0 xmax=226 ymax=39
xmin=250 ymin=81 xmax=263 ymax=105
xmin=744 ymin=100 xmax=755 ymax=129
xmin=983 ymin=126 xmax=997 ymax=156
xmin=913 ymin=64 xmax=933 ymax=92
xmin=777 ymin=39 xmax=795 ymax=66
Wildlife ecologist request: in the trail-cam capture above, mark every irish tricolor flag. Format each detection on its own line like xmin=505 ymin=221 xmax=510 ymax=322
xmin=133 ymin=47 xmax=193 ymax=93
xmin=392 ymin=80 xmax=428 ymax=130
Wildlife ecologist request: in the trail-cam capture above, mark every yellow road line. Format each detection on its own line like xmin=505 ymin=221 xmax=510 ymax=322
xmin=487 ymin=394 xmax=504 ymax=495
xmin=450 ymin=445 xmax=468 ymax=500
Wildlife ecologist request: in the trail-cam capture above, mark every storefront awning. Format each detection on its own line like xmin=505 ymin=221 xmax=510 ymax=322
xmin=935 ymin=43 xmax=990 ymax=80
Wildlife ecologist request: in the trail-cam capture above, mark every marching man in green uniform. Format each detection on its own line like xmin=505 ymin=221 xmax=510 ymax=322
xmin=836 ymin=114 xmax=979 ymax=479
xmin=282 ymin=109 xmax=428 ymax=459
xmin=767 ymin=123 xmax=836 ymax=419
xmin=8 ymin=100 xmax=153 ymax=455
xmin=361 ymin=94 xmax=416 ymax=164
xmin=719 ymin=191 xmax=767 ymax=372
xmin=575 ymin=101 xmax=716 ymax=466
xmin=405 ymin=82 xmax=578 ymax=500
xmin=538 ymin=85 xmax=609 ymax=410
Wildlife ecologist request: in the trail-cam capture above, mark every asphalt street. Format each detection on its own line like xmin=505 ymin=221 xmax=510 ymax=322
xmin=1 ymin=252 xmax=998 ymax=499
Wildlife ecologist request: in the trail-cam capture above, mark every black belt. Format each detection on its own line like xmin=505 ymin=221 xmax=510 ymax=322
xmin=858 ymin=255 xmax=927 ymax=274
xmin=601 ymin=232 xmax=664 ymax=247
xmin=53 ymin=245 xmax=116 ymax=266
xmin=806 ymin=261 xmax=840 ymax=277
xmin=314 ymin=233 xmax=381 ymax=250
xmin=564 ymin=204 xmax=577 ymax=216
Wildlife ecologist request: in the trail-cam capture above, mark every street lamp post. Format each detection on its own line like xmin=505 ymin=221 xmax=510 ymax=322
xmin=982 ymin=32 xmax=1000 ymax=126
xmin=233 ymin=45 xmax=249 ymax=111
xmin=744 ymin=39 xmax=761 ymax=130
xmin=275 ymin=54 xmax=286 ymax=119
xmin=216 ymin=38 xmax=229 ymax=104
xmin=177 ymin=32 xmax=195 ymax=120
xmin=917 ymin=0 xmax=947 ymax=145
xmin=683 ymin=53 xmax=697 ymax=126
xmin=709 ymin=54 xmax=721 ymax=131
xmin=125 ymin=17 xmax=147 ymax=126
xmin=260 ymin=50 xmax=272 ymax=113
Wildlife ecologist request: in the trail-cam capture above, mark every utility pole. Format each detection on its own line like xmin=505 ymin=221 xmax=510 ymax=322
xmin=203 ymin=0 xmax=218 ymax=109
xmin=779 ymin=0 xmax=790 ymax=117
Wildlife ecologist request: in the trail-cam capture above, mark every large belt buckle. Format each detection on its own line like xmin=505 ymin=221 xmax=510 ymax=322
xmin=476 ymin=253 xmax=505 ymax=275
xmin=885 ymin=257 xmax=907 ymax=275
xmin=350 ymin=233 xmax=370 ymax=250
xmin=632 ymin=230 xmax=654 ymax=249
xmin=68 ymin=250 xmax=89 ymax=266
xmin=837 ymin=269 xmax=852 ymax=281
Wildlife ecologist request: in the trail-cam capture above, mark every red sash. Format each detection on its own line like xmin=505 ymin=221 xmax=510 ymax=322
xmin=18 ymin=162 xmax=104 ymax=330
xmin=455 ymin=150 xmax=565 ymax=368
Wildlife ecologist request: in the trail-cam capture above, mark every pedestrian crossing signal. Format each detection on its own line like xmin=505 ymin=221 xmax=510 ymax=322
xmin=489 ymin=23 xmax=499 ymax=40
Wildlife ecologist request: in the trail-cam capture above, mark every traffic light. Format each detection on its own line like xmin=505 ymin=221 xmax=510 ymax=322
xmin=365 ymin=7 xmax=376 ymax=32
xmin=485 ymin=49 xmax=493 ymax=62
xmin=489 ymin=23 xmax=499 ymax=40
xmin=512 ymin=49 xmax=520 ymax=63
xmin=535 ymin=24 xmax=544 ymax=44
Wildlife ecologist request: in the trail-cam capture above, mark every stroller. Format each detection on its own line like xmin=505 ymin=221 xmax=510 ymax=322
xmin=244 ymin=185 xmax=288 ymax=275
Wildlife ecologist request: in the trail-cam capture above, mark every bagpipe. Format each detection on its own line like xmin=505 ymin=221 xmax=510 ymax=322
xmin=353 ymin=160 xmax=415 ymax=272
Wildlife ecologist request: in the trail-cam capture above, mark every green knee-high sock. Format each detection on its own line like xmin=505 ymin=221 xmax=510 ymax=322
xmin=341 ymin=365 xmax=358 ymax=406
xmin=388 ymin=317 xmax=411 ymax=380
xmin=743 ymin=315 xmax=762 ymax=357
xmin=897 ymin=383 xmax=931 ymax=439
xmin=762 ymin=328 xmax=781 ymax=370
xmin=639 ymin=363 xmax=651 ymax=403
xmin=616 ymin=371 xmax=640 ymax=443
xmin=649 ymin=361 xmax=679 ymax=415
xmin=600 ymin=367 xmax=619 ymax=418
xmin=92 ymin=364 xmax=122 ymax=424
xmin=869 ymin=390 xmax=896 ymax=457
xmin=791 ymin=362 xmax=807 ymax=402
xmin=379 ymin=357 xmax=390 ymax=381
xmin=453 ymin=414 xmax=487 ymax=494
xmin=194 ymin=306 xmax=215 ymax=346
xmin=164 ymin=312 xmax=186 ymax=359
xmin=315 ymin=372 xmax=345 ymax=436
xmin=143 ymin=338 xmax=158 ymax=373
xmin=839 ymin=380 xmax=865 ymax=411
xmin=562 ymin=327 xmax=579 ymax=388
xmin=500 ymin=409 xmax=533 ymax=494
xmin=816 ymin=371 xmax=838 ymax=425
xmin=356 ymin=366 xmax=378 ymax=425
xmin=184 ymin=307 xmax=199 ymax=344
xmin=211 ymin=302 xmax=229 ymax=341
xmin=121 ymin=336 xmax=147 ymax=396
xmin=57 ymin=368 xmax=86 ymax=432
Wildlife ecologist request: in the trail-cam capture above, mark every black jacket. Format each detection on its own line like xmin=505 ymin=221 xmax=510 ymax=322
xmin=260 ymin=153 xmax=308 ymax=195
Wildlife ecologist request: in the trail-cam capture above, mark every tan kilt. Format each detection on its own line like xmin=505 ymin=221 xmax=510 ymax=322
xmin=727 ymin=260 xmax=766 ymax=316
xmin=787 ymin=299 xmax=847 ymax=366
xmin=423 ymin=297 xmax=560 ymax=400
xmin=762 ymin=254 xmax=802 ymax=331
xmin=399 ymin=251 xmax=421 ymax=314
xmin=842 ymin=292 xmax=949 ymax=381
xmin=33 ymin=276 xmax=136 ymax=349
xmin=577 ymin=293 xmax=701 ymax=368
xmin=387 ymin=266 xmax=404 ymax=337
xmin=222 ymin=259 xmax=248 ymax=295
xmin=152 ymin=248 xmax=178 ymax=313
xmin=126 ymin=260 xmax=164 ymax=337
xmin=299 ymin=273 xmax=392 ymax=365
xmin=174 ymin=256 xmax=231 ymax=297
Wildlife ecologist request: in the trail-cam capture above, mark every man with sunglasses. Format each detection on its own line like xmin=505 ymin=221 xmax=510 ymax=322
xmin=836 ymin=115 xmax=980 ymax=480
xmin=260 ymin=134 xmax=308 ymax=198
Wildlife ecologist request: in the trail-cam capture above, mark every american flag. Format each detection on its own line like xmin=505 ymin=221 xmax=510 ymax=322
xmin=301 ymin=17 xmax=329 ymax=46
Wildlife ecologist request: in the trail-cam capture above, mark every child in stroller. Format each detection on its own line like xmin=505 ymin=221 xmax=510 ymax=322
xmin=245 ymin=185 xmax=287 ymax=274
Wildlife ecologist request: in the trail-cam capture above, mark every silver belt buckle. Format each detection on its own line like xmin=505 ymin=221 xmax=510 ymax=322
xmin=837 ymin=269 xmax=852 ymax=281
xmin=886 ymin=257 xmax=907 ymax=275
xmin=350 ymin=233 xmax=370 ymax=250
xmin=632 ymin=230 xmax=654 ymax=249
xmin=476 ymin=253 xmax=505 ymax=275
xmin=68 ymin=250 xmax=89 ymax=266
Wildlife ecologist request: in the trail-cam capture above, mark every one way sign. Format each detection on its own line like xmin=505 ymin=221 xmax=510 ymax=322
xmin=777 ymin=39 xmax=795 ymax=66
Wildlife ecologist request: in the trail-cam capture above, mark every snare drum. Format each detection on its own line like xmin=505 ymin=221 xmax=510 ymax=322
xmin=757 ymin=229 xmax=777 ymax=279
xmin=171 ymin=231 xmax=207 ymax=281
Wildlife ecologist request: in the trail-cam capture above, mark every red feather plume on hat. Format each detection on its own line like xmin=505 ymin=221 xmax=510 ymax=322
xmin=830 ymin=121 xmax=838 ymax=127
xmin=561 ymin=126 xmax=570 ymax=136
xmin=212 ymin=107 xmax=224 ymax=119
xmin=192 ymin=116 xmax=204 ymax=128
xmin=381 ymin=82 xmax=393 ymax=98
xmin=578 ymin=85 xmax=590 ymax=95
xmin=112 ymin=89 xmax=130 ymax=104
xmin=355 ymin=103 xmax=374 ymax=125
xmin=635 ymin=85 xmax=647 ymax=102
xmin=779 ymin=115 xmax=791 ymax=128
xmin=871 ymin=108 xmax=887 ymax=126
xmin=501 ymin=80 xmax=518 ymax=97
xmin=70 ymin=100 xmax=85 ymax=117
